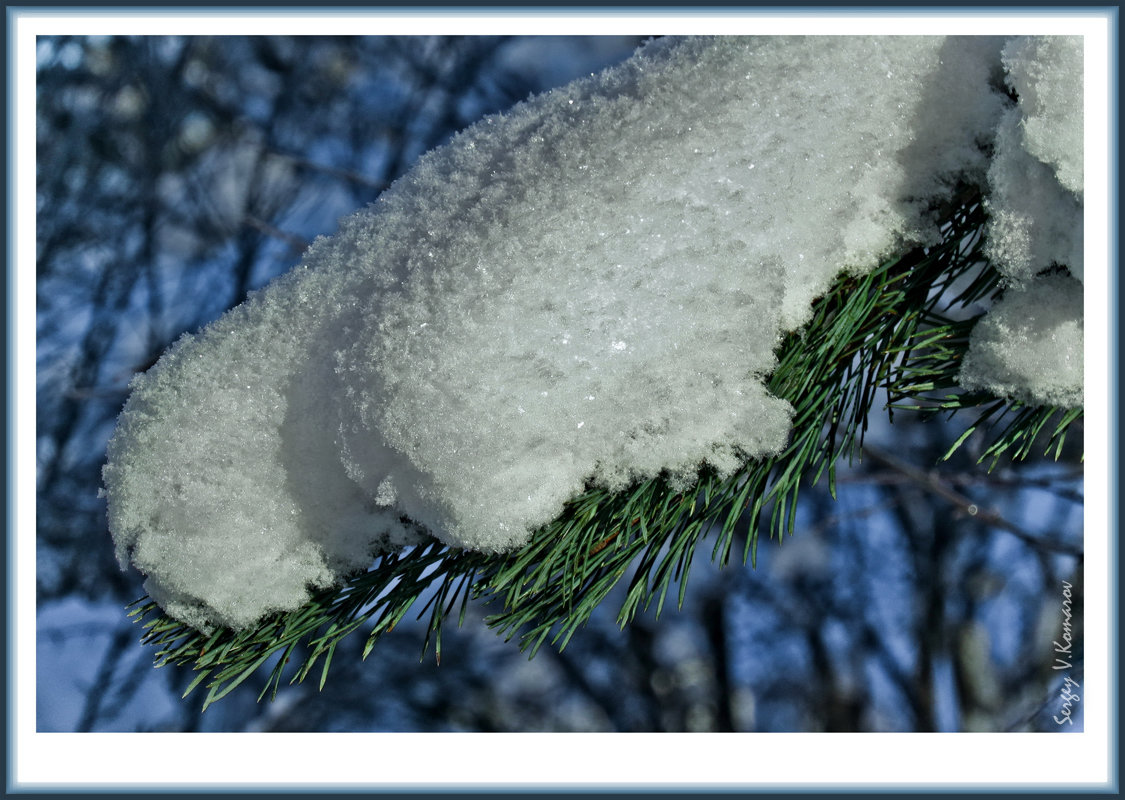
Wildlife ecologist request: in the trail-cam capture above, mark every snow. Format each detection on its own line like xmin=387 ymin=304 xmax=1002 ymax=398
xmin=102 ymin=268 xmax=426 ymax=631
xmin=963 ymin=35 xmax=1084 ymax=407
xmin=958 ymin=274 xmax=1084 ymax=408
xmin=983 ymin=36 xmax=1085 ymax=284
xmin=103 ymin=35 xmax=1081 ymax=632
xmin=982 ymin=108 xmax=1084 ymax=285
xmin=1003 ymin=36 xmax=1084 ymax=198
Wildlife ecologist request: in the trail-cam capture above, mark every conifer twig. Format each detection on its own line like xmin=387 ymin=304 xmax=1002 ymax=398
xmin=127 ymin=187 xmax=1082 ymax=707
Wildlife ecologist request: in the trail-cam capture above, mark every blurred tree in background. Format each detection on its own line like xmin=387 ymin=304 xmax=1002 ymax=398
xmin=35 ymin=35 xmax=1082 ymax=733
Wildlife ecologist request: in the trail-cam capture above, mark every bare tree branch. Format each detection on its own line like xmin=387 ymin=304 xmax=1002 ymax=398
xmin=862 ymin=444 xmax=1083 ymax=558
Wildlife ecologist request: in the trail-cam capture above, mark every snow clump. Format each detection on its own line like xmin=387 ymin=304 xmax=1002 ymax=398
xmin=105 ymin=35 xmax=1063 ymax=631
xmin=958 ymin=275 xmax=1084 ymax=408
xmin=981 ymin=35 xmax=1084 ymax=284
xmin=961 ymin=35 xmax=1084 ymax=407
xmin=1002 ymin=35 xmax=1083 ymax=197
xmin=101 ymin=267 xmax=427 ymax=631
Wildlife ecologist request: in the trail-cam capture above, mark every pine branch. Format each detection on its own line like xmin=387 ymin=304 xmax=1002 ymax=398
xmin=126 ymin=187 xmax=1082 ymax=707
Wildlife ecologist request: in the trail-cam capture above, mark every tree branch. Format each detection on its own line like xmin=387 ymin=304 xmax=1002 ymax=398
xmin=861 ymin=445 xmax=1082 ymax=558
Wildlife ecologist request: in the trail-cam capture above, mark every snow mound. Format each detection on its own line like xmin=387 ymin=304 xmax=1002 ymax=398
xmin=332 ymin=36 xmax=1005 ymax=550
xmin=983 ymin=108 xmax=1084 ymax=284
xmin=102 ymin=268 xmax=425 ymax=631
xmin=1003 ymin=35 xmax=1084 ymax=197
xmin=105 ymin=35 xmax=1028 ymax=631
xmin=985 ymin=35 xmax=1084 ymax=283
xmin=968 ymin=34 xmax=1084 ymax=408
xmin=959 ymin=275 xmax=1084 ymax=408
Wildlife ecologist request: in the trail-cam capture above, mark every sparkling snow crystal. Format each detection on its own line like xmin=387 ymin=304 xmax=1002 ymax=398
xmin=106 ymin=35 xmax=1071 ymax=631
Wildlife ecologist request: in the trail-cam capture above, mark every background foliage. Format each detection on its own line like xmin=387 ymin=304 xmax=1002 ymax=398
xmin=36 ymin=35 xmax=1083 ymax=732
